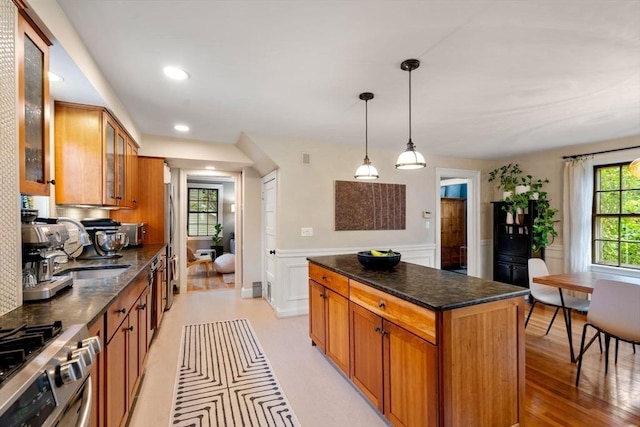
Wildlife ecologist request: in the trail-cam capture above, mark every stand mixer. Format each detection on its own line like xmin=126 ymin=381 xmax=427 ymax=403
xmin=21 ymin=220 xmax=74 ymax=301
xmin=78 ymin=218 xmax=129 ymax=259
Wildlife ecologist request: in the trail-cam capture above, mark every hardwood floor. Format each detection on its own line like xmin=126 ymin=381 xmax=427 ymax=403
xmin=186 ymin=268 xmax=234 ymax=292
xmin=523 ymin=303 xmax=639 ymax=426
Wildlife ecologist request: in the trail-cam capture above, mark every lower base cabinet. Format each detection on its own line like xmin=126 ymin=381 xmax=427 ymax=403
xmin=88 ymin=321 xmax=104 ymax=427
xmin=350 ymin=302 xmax=437 ymax=426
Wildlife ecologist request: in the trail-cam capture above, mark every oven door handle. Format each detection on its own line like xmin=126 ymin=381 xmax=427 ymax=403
xmin=76 ymin=376 xmax=92 ymax=427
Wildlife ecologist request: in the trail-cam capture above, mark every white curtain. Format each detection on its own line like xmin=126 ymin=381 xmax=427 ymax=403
xmin=563 ymin=157 xmax=594 ymax=273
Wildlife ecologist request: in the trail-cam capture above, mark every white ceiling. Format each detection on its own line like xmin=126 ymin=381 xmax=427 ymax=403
xmin=48 ymin=0 xmax=640 ymax=161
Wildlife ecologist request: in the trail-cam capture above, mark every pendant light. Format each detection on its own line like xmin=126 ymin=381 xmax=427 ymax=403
xmin=354 ymin=92 xmax=379 ymax=180
xmin=630 ymin=158 xmax=640 ymax=178
xmin=395 ymin=59 xmax=426 ymax=170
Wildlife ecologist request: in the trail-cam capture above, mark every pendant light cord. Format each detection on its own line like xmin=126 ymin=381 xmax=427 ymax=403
xmin=365 ymin=98 xmax=369 ymax=157
xmin=408 ymin=68 xmax=412 ymax=142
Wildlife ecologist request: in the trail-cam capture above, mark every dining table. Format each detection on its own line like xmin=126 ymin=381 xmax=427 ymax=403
xmin=532 ymin=271 xmax=640 ymax=362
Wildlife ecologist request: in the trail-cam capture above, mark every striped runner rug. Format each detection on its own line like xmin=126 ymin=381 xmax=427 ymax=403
xmin=170 ymin=319 xmax=300 ymax=426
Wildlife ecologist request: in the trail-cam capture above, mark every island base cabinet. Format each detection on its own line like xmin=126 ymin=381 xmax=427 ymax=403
xmin=384 ymin=321 xmax=437 ymax=427
xmin=308 ymin=279 xmax=350 ymax=375
xmin=88 ymin=321 xmax=105 ymax=427
xmin=350 ymin=302 xmax=437 ymax=426
xmin=106 ymin=321 xmax=127 ymax=427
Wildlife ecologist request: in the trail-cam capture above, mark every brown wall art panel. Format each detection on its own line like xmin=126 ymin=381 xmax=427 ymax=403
xmin=335 ymin=181 xmax=406 ymax=231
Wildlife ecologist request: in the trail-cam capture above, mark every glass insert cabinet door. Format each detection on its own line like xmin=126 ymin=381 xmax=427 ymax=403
xmin=18 ymin=13 xmax=51 ymax=196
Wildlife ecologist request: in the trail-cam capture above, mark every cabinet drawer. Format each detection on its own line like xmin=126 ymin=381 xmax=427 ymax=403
xmin=496 ymin=254 xmax=527 ymax=265
xmin=309 ymin=264 xmax=349 ymax=298
xmin=349 ymin=279 xmax=437 ymax=344
xmin=496 ymin=235 xmax=528 ymax=257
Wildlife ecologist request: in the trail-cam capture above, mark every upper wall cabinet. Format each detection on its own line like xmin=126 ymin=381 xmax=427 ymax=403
xmin=54 ymin=101 xmax=138 ymax=207
xmin=18 ymin=13 xmax=52 ymax=196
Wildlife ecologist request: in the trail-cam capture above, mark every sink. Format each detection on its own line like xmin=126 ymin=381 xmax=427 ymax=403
xmin=56 ymin=264 xmax=131 ymax=280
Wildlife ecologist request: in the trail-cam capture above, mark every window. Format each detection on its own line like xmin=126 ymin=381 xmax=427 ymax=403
xmin=187 ymin=187 xmax=219 ymax=237
xmin=592 ymin=162 xmax=640 ymax=269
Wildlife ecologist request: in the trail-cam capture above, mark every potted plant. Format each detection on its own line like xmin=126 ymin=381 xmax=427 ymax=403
xmin=488 ymin=163 xmax=523 ymax=200
xmin=210 ymin=223 xmax=224 ymax=260
xmin=531 ymin=195 xmax=559 ymax=252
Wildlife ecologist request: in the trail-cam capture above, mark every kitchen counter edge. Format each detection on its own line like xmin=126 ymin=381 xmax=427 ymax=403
xmin=0 ymin=244 xmax=167 ymax=328
xmin=308 ymin=254 xmax=529 ymax=311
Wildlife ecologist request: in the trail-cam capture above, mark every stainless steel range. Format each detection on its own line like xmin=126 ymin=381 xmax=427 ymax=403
xmin=0 ymin=322 xmax=101 ymax=427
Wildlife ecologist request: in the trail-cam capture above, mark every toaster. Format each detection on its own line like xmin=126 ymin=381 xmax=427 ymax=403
xmin=118 ymin=222 xmax=146 ymax=247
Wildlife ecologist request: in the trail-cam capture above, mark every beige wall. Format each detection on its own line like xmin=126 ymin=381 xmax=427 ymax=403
xmin=245 ymin=133 xmax=487 ymax=250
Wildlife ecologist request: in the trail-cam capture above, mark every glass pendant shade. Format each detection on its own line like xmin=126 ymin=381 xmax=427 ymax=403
xmin=395 ymin=59 xmax=426 ymax=170
xmin=355 ymin=92 xmax=379 ymax=180
xmin=395 ymin=140 xmax=426 ymax=170
xmin=630 ymin=158 xmax=640 ymax=178
xmin=355 ymin=156 xmax=379 ymax=179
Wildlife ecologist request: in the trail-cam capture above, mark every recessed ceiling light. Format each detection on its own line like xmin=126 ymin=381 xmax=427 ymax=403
xmin=48 ymin=71 xmax=64 ymax=82
xmin=163 ymin=66 xmax=189 ymax=80
xmin=205 ymin=166 xmax=216 ymax=170
xmin=174 ymin=124 xmax=189 ymax=132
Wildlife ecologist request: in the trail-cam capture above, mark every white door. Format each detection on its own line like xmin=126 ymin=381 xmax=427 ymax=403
xmin=262 ymin=171 xmax=277 ymax=304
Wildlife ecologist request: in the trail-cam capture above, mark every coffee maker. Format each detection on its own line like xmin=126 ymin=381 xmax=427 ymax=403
xmin=21 ymin=219 xmax=74 ymax=301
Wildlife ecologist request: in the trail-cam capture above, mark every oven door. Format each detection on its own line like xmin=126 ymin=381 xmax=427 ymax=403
xmin=53 ymin=376 xmax=92 ymax=427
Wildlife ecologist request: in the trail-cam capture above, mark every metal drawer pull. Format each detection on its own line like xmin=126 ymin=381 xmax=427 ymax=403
xmin=116 ymin=308 xmax=126 ymax=314
xmin=378 ymin=301 xmax=386 ymax=309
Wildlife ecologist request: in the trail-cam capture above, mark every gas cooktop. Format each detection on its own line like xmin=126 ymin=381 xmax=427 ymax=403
xmin=0 ymin=321 xmax=63 ymax=385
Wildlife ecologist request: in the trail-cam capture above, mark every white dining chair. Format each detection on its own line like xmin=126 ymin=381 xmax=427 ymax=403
xmin=526 ymin=259 xmax=594 ymax=362
xmin=575 ymin=279 xmax=640 ymax=386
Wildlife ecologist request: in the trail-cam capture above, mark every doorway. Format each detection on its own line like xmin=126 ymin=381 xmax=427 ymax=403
xmin=440 ymin=184 xmax=467 ymax=275
xmin=435 ymin=168 xmax=480 ymax=277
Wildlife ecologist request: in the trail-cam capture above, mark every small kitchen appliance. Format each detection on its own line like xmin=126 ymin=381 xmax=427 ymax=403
xmin=21 ymin=220 xmax=74 ymax=301
xmin=78 ymin=218 xmax=129 ymax=259
xmin=118 ymin=222 xmax=146 ymax=247
xmin=0 ymin=322 xmax=102 ymax=426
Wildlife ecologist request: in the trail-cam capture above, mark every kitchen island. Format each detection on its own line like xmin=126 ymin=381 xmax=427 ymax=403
xmin=308 ymin=254 xmax=529 ymax=427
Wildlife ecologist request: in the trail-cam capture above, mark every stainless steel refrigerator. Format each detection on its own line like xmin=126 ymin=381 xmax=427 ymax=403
xmin=164 ymin=182 xmax=177 ymax=309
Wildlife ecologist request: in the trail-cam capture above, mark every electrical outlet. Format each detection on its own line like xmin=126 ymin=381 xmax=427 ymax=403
xmin=301 ymin=227 xmax=313 ymax=237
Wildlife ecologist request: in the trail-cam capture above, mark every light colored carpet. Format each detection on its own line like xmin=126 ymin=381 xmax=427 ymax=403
xmin=222 ymin=273 xmax=235 ymax=284
xmin=170 ymin=319 xmax=300 ymax=427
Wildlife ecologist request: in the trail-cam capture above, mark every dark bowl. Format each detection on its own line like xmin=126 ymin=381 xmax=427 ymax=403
xmin=357 ymin=250 xmax=401 ymax=270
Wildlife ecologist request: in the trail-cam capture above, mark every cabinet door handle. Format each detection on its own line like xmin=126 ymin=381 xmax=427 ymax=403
xmin=374 ymin=326 xmax=381 ymax=333
xmin=46 ymin=179 xmax=55 ymax=185
xmin=377 ymin=301 xmax=386 ymax=309
xmin=116 ymin=308 xmax=126 ymax=314
xmin=381 ymin=330 xmax=389 ymax=337
xmin=126 ymin=326 xmax=134 ymax=332
xmin=139 ymin=303 xmax=146 ymax=310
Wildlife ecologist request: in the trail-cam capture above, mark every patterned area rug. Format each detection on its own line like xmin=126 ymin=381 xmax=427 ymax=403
xmin=170 ymin=319 xmax=300 ymax=427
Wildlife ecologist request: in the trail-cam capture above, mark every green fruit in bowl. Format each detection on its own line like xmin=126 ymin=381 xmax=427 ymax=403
xmin=370 ymin=249 xmax=395 ymax=257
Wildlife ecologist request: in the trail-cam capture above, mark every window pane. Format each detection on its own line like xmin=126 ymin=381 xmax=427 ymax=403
xmin=594 ymin=240 xmax=619 ymax=266
xmin=596 ymin=191 xmax=619 ymax=214
xmin=621 ymin=242 xmax=640 ymax=267
xmin=594 ymin=217 xmax=619 ymax=240
xmin=187 ymin=187 xmax=219 ymax=237
xmin=621 ymin=190 xmax=640 ymax=214
xmin=622 ymin=165 xmax=640 ymax=190
xmin=598 ymin=166 xmax=619 ymax=191
xmin=621 ymin=217 xmax=640 ymax=242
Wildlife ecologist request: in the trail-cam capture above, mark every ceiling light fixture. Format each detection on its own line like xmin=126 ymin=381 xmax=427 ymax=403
xmin=174 ymin=124 xmax=189 ymax=132
xmin=48 ymin=71 xmax=64 ymax=82
xmin=163 ymin=66 xmax=189 ymax=80
xmin=395 ymin=59 xmax=426 ymax=170
xmin=354 ymin=92 xmax=379 ymax=180
xmin=205 ymin=166 xmax=215 ymax=170
xmin=630 ymin=158 xmax=640 ymax=178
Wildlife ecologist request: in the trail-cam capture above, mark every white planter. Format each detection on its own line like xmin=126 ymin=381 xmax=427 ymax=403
xmin=503 ymin=191 xmax=513 ymax=201
xmin=506 ymin=212 xmax=514 ymax=224
xmin=515 ymin=185 xmax=530 ymax=195
xmin=530 ymin=192 xmax=539 ymax=200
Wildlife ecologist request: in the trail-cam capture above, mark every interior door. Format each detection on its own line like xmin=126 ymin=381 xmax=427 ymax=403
xmin=262 ymin=171 xmax=277 ymax=304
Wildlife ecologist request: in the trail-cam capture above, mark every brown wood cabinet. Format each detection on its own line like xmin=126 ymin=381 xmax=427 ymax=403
xmin=111 ymin=156 xmax=165 ymax=243
xmin=18 ymin=13 xmax=52 ymax=196
xmin=308 ymin=264 xmax=350 ymax=375
xmin=441 ymin=198 xmax=466 ymax=268
xmin=54 ymin=101 xmax=138 ymax=207
xmin=88 ymin=319 xmax=105 ymax=427
xmin=104 ymin=270 xmax=149 ymax=427
xmin=124 ymin=138 xmax=139 ymax=208
xmin=308 ymin=261 xmax=525 ymax=426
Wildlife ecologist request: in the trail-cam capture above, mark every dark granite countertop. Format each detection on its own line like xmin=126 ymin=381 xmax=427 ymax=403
xmin=0 ymin=244 xmax=166 ymax=328
xmin=308 ymin=254 xmax=529 ymax=311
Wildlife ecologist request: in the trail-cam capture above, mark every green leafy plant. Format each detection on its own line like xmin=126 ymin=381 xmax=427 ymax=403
xmin=532 ymin=198 xmax=559 ymax=252
xmin=488 ymin=163 xmax=523 ymax=193
xmin=211 ymin=223 xmax=223 ymax=246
